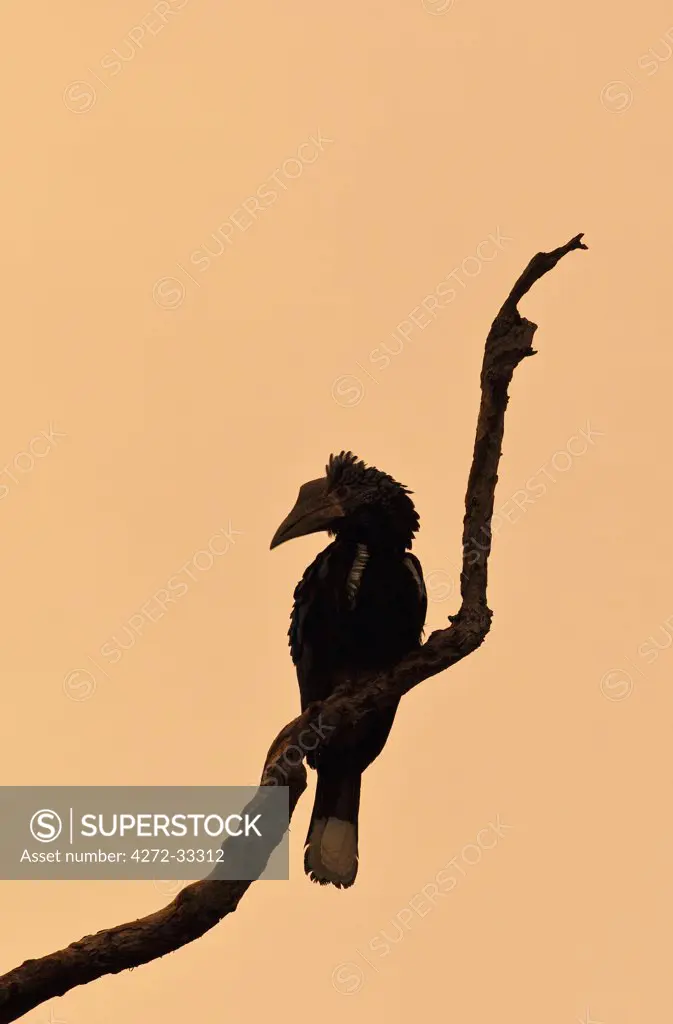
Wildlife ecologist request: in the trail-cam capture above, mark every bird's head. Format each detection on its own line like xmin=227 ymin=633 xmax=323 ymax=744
xmin=270 ymin=451 xmax=419 ymax=551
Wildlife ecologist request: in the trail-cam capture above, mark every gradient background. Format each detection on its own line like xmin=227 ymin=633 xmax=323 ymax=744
xmin=2 ymin=1 xmax=672 ymax=1021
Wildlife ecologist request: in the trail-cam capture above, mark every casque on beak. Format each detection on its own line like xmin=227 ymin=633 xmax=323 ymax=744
xmin=270 ymin=477 xmax=346 ymax=550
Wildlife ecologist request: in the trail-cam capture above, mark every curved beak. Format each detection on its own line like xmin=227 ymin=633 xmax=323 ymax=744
xmin=270 ymin=478 xmax=345 ymax=550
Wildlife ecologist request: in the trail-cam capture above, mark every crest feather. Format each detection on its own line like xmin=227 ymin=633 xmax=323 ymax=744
xmin=325 ymin=451 xmax=365 ymax=487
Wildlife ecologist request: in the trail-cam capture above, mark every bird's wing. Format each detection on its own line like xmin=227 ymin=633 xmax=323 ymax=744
xmin=288 ymin=542 xmax=353 ymax=709
xmin=289 ymin=547 xmax=329 ymax=666
xmin=403 ymin=551 xmax=428 ymax=635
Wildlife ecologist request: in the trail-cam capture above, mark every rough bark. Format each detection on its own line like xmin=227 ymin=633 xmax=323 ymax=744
xmin=0 ymin=233 xmax=587 ymax=1023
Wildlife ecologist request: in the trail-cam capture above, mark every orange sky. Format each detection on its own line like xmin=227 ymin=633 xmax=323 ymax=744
xmin=2 ymin=1 xmax=673 ymax=1021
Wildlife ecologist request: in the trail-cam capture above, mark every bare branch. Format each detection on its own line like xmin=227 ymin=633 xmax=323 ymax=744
xmin=0 ymin=234 xmax=587 ymax=1024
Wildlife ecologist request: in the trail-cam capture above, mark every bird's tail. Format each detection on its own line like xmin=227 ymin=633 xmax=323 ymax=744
xmin=304 ymin=769 xmax=361 ymax=888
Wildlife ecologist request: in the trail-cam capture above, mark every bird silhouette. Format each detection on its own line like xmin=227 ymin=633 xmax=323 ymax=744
xmin=271 ymin=452 xmax=427 ymax=888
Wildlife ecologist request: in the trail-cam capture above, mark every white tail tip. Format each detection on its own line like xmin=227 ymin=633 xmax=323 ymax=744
xmin=306 ymin=817 xmax=358 ymax=887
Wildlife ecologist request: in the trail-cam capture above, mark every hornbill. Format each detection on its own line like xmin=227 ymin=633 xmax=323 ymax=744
xmin=270 ymin=451 xmax=427 ymax=888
